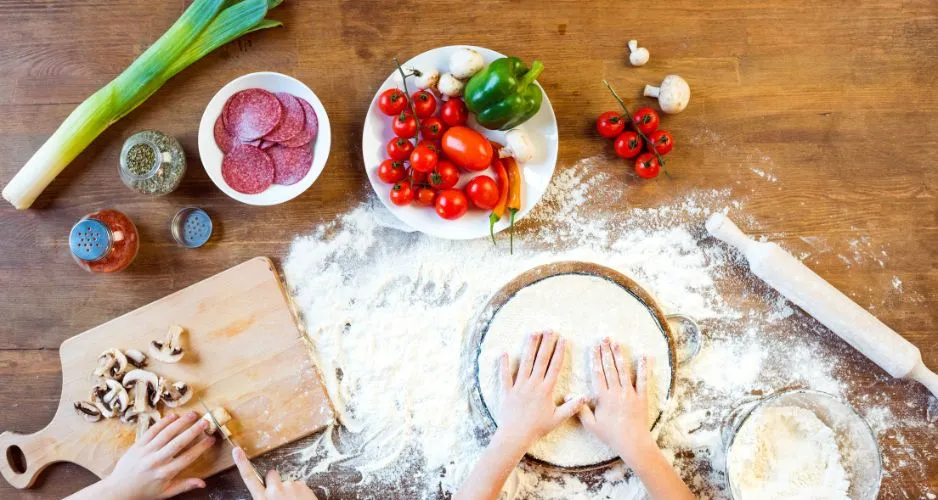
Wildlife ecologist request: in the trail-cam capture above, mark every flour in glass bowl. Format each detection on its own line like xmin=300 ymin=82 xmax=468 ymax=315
xmin=280 ymin=158 xmax=937 ymax=499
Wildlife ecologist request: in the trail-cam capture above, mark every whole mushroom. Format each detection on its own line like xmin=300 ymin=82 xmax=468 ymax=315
xmin=628 ymin=40 xmax=650 ymax=66
xmin=643 ymin=75 xmax=690 ymax=114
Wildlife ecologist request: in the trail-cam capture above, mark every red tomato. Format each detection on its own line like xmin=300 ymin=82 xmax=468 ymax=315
xmin=417 ymin=139 xmax=442 ymax=155
xmin=595 ymin=111 xmax=626 ymax=138
xmin=378 ymin=88 xmax=408 ymax=116
xmin=613 ymin=131 xmax=643 ymax=159
xmin=415 ymin=187 xmax=436 ymax=207
xmin=465 ymin=175 xmax=499 ymax=210
xmin=411 ymin=90 xmax=437 ymax=118
xmin=392 ymin=112 xmax=418 ymax=138
xmin=389 ymin=181 xmax=414 ymax=206
xmin=634 ymin=153 xmax=661 ymax=179
xmin=440 ymin=98 xmax=469 ymax=127
xmin=377 ymin=159 xmax=407 ymax=184
xmin=435 ymin=189 xmax=469 ymax=220
xmin=420 ymin=117 xmax=446 ymax=141
xmin=387 ymin=138 xmax=415 ymax=161
xmin=442 ymin=126 xmax=493 ymax=172
xmin=429 ymin=160 xmax=460 ymax=190
xmin=410 ymin=145 xmax=439 ymax=173
xmin=632 ymin=107 xmax=660 ymax=135
xmin=648 ymin=130 xmax=674 ymax=155
xmin=409 ymin=167 xmax=428 ymax=185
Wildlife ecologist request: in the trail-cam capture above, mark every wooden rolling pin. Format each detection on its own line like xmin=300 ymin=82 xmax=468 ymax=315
xmin=706 ymin=213 xmax=938 ymax=398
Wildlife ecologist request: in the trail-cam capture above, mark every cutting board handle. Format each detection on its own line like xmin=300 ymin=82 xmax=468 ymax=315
xmin=0 ymin=428 xmax=60 ymax=489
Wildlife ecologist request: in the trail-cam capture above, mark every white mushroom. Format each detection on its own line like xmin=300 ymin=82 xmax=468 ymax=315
xmin=90 ymin=384 xmax=117 ymax=419
xmin=628 ymin=40 xmax=650 ymax=66
xmin=159 ymin=380 xmax=193 ymax=408
xmin=124 ymin=349 xmax=148 ymax=368
xmin=123 ymin=369 xmax=159 ymax=413
xmin=103 ymin=378 xmax=130 ymax=413
xmin=201 ymin=407 xmax=233 ymax=437
xmin=438 ymin=73 xmax=465 ymax=97
xmin=399 ymin=64 xmax=440 ymax=93
xmin=643 ymin=75 xmax=690 ymax=114
xmin=149 ymin=325 xmax=186 ymax=364
xmin=92 ymin=351 xmax=117 ymax=378
xmin=74 ymin=401 xmax=102 ymax=422
xmin=131 ymin=410 xmax=161 ymax=440
xmin=449 ymin=48 xmax=484 ymax=79
xmin=498 ymin=129 xmax=536 ymax=163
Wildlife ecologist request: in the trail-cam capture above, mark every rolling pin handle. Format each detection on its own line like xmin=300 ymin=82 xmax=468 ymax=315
xmin=705 ymin=213 xmax=755 ymax=252
xmin=0 ymin=429 xmax=55 ymax=489
xmin=909 ymin=361 xmax=938 ymax=399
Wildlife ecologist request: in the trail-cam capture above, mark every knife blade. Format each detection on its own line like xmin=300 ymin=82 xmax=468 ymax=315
xmin=197 ymin=398 xmax=265 ymax=486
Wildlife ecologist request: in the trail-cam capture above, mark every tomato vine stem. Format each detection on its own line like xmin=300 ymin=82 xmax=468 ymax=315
xmin=602 ymin=79 xmax=670 ymax=178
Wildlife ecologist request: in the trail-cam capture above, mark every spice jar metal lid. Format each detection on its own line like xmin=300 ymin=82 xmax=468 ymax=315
xmin=171 ymin=207 xmax=213 ymax=248
xmin=69 ymin=219 xmax=113 ymax=262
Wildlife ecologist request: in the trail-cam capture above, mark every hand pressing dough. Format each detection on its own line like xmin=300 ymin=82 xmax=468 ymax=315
xmin=477 ymin=274 xmax=672 ymax=467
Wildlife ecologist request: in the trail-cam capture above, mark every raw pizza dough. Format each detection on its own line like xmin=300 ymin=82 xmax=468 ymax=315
xmin=477 ymin=274 xmax=672 ymax=467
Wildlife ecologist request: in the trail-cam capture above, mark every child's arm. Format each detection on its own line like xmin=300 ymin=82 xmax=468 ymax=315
xmin=578 ymin=339 xmax=694 ymax=500
xmin=455 ymin=331 xmax=586 ymax=500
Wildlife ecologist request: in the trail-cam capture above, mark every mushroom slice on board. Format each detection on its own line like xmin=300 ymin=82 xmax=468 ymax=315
xmin=132 ymin=410 xmax=161 ymax=440
xmin=200 ymin=407 xmax=233 ymax=437
xmin=161 ymin=381 xmax=193 ymax=408
xmin=74 ymin=401 xmax=102 ymax=422
xmin=123 ymin=369 xmax=159 ymax=413
xmin=150 ymin=325 xmax=186 ymax=363
xmin=103 ymin=379 xmax=130 ymax=413
xmin=92 ymin=351 xmax=117 ymax=378
xmin=125 ymin=349 xmax=148 ymax=368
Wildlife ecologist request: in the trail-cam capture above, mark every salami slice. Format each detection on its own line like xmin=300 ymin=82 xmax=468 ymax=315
xmin=259 ymin=140 xmax=276 ymax=150
xmin=280 ymin=98 xmax=319 ymax=148
xmin=221 ymin=144 xmax=274 ymax=194
xmin=215 ymin=115 xmax=263 ymax=153
xmin=223 ymin=89 xmax=282 ymax=141
xmin=263 ymin=92 xmax=305 ymax=143
xmin=268 ymin=143 xmax=313 ymax=186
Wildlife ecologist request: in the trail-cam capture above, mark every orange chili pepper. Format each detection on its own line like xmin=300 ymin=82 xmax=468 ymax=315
xmin=503 ymin=156 xmax=523 ymax=253
xmin=488 ymin=156 xmax=509 ymax=244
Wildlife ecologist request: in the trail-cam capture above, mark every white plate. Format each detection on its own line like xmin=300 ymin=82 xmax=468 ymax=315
xmin=362 ymin=46 xmax=558 ymax=240
xmin=198 ymin=72 xmax=331 ymax=206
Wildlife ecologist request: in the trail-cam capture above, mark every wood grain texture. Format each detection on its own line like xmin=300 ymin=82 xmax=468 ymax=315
xmin=0 ymin=0 xmax=935 ymax=497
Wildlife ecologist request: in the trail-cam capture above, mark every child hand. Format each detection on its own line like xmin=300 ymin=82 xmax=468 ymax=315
xmin=100 ymin=412 xmax=216 ymax=499
xmin=578 ymin=339 xmax=656 ymax=466
xmin=234 ymin=447 xmax=318 ymax=499
xmin=495 ymin=331 xmax=587 ymax=449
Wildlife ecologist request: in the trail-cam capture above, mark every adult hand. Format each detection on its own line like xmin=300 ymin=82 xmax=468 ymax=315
xmin=97 ymin=412 xmax=215 ymax=499
xmin=233 ymin=447 xmax=317 ymax=499
xmin=495 ymin=331 xmax=587 ymax=449
xmin=578 ymin=338 xmax=656 ymax=465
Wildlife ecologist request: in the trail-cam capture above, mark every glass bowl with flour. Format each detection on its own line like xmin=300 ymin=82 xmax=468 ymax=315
xmin=723 ymin=389 xmax=882 ymax=500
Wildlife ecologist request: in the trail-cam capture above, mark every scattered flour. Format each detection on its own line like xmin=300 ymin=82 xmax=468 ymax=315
xmin=279 ymin=158 xmax=936 ymax=499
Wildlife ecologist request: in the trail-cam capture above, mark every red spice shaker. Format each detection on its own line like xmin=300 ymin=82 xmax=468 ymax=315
xmin=69 ymin=209 xmax=140 ymax=273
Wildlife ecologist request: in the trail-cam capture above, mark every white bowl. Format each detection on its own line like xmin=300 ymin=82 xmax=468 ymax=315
xmin=362 ymin=46 xmax=559 ymax=240
xmin=198 ymin=72 xmax=331 ymax=206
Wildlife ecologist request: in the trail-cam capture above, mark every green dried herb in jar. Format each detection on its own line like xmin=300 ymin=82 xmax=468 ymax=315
xmin=119 ymin=130 xmax=186 ymax=196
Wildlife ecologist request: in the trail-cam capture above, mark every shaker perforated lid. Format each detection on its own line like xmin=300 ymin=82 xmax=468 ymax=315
xmin=171 ymin=207 xmax=213 ymax=248
xmin=69 ymin=219 xmax=113 ymax=262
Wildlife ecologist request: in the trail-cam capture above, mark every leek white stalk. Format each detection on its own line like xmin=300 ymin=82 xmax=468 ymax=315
xmin=2 ymin=0 xmax=282 ymax=209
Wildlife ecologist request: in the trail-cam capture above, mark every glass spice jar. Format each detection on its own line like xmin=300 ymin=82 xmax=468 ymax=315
xmin=69 ymin=209 xmax=139 ymax=273
xmin=119 ymin=130 xmax=186 ymax=196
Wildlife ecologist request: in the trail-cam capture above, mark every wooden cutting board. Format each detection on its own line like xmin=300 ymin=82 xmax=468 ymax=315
xmin=0 ymin=257 xmax=335 ymax=489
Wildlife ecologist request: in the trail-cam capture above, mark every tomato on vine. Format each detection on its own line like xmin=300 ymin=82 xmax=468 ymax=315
xmin=378 ymin=89 xmax=408 ymax=116
xmin=440 ymin=98 xmax=469 ymax=127
xmin=392 ymin=112 xmax=418 ymax=138
xmin=648 ymin=130 xmax=674 ymax=155
xmin=634 ymin=153 xmax=661 ymax=179
xmin=410 ymin=144 xmax=439 ymax=173
xmin=420 ymin=117 xmax=446 ymax=141
xmin=411 ymin=90 xmax=437 ymax=118
xmin=387 ymin=137 xmax=415 ymax=161
xmin=595 ymin=111 xmax=626 ymax=138
xmin=377 ymin=159 xmax=407 ymax=184
xmin=389 ymin=181 xmax=414 ymax=206
xmin=428 ymin=160 xmax=459 ymax=190
xmin=613 ymin=131 xmax=643 ymax=159
xmin=632 ymin=107 xmax=660 ymax=135
xmin=415 ymin=187 xmax=436 ymax=207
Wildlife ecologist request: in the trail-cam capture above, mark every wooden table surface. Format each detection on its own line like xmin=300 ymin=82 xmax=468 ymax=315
xmin=1 ymin=0 xmax=936 ymax=498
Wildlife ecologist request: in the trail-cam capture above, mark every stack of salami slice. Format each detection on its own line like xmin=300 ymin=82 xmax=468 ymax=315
xmin=214 ymin=88 xmax=319 ymax=194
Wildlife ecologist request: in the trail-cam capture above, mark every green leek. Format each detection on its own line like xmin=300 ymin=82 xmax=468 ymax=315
xmin=2 ymin=0 xmax=282 ymax=209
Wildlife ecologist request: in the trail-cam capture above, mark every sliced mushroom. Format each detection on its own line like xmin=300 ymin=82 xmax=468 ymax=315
xmin=133 ymin=410 xmax=161 ymax=440
xmin=125 ymin=349 xmax=148 ymax=368
xmin=92 ymin=351 xmax=117 ymax=378
xmin=200 ymin=407 xmax=232 ymax=436
xmin=103 ymin=379 xmax=130 ymax=413
xmin=74 ymin=401 xmax=102 ymax=422
xmin=149 ymin=325 xmax=186 ymax=364
xmin=123 ymin=369 xmax=159 ymax=413
xmin=91 ymin=390 xmax=117 ymax=419
xmin=160 ymin=381 xmax=193 ymax=408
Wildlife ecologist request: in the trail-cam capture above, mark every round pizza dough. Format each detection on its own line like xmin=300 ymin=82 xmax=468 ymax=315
xmin=477 ymin=274 xmax=672 ymax=467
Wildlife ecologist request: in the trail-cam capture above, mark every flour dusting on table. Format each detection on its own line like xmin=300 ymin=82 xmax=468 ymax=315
xmin=281 ymin=158 xmax=936 ymax=499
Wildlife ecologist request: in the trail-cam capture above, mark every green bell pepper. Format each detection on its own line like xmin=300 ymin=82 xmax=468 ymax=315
xmin=464 ymin=57 xmax=544 ymax=131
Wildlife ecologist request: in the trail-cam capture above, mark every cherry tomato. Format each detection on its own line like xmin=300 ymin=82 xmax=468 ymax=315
xmin=613 ymin=131 xmax=643 ymax=159
xmin=411 ymin=90 xmax=437 ymax=118
xmin=409 ymin=167 xmax=428 ymax=186
xmin=634 ymin=153 xmax=661 ymax=179
xmin=442 ymin=126 xmax=493 ymax=172
xmin=465 ymin=175 xmax=499 ymax=210
xmin=377 ymin=159 xmax=407 ymax=184
xmin=632 ymin=107 xmax=660 ymax=135
xmin=648 ymin=130 xmax=674 ymax=155
xmin=410 ymin=145 xmax=439 ymax=173
xmin=392 ymin=112 xmax=418 ymax=138
xmin=387 ymin=138 xmax=415 ymax=161
xmin=595 ymin=111 xmax=626 ymax=138
xmin=415 ymin=187 xmax=436 ymax=206
xmin=429 ymin=160 xmax=460 ymax=190
xmin=378 ymin=89 xmax=408 ymax=116
xmin=420 ymin=117 xmax=446 ymax=141
xmin=417 ymin=139 xmax=442 ymax=155
xmin=440 ymin=98 xmax=469 ymax=127
xmin=389 ymin=181 xmax=414 ymax=206
xmin=435 ymin=189 xmax=469 ymax=220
